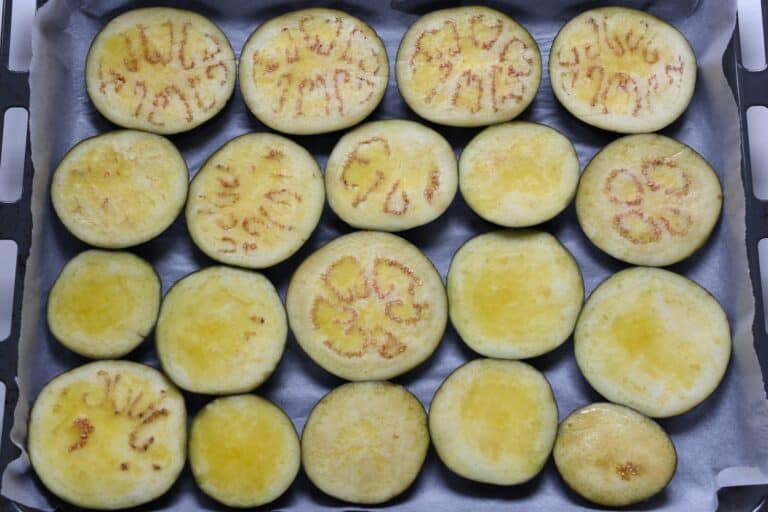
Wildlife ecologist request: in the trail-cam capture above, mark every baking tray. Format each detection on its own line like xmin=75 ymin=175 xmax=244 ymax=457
xmin=2 ymin=0 xmax=768 ymax=510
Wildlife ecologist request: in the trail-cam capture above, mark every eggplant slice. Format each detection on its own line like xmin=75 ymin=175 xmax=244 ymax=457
xmin=28 ymin=361 xmax=186 ymax=510
xmin=549 ymin=7 xmax=696 ymax=133
xmin=239 ymin=8 xmax=389 ymax=135
xmin=429 ymin=359 xmax=558 ymax=485
xmin=575 ymin=267 xmax=731 ymax=417
xmin=47 ymin=250 xmax=160 ymax=359
xmin=325 ymin=119 xmax=458 ymax=231
xmin=156 ymin=266 xmax=287 ymax=395
xmin=50 ymin=130 xmax=188 ymax=249
xmin=396 ymin=6 xmax=541 ymax=127
xmin=85 ymin=7 xmax=236 ymax=134
xmin=286 ymin=231 xmax=447 ymax=381
xmin=301 ymin=381 xmax=429 ymax=504
xmin=576 ymin=134 xmax=722 ymax=266
xmin=459 ymin=122 xmax=580 ymax=227
xmin=189 ymin=395 xmax=300 ymax=508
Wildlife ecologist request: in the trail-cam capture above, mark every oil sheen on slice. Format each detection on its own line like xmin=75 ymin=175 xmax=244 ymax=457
xmin=286 ymin=231 xmax=447 ymax=381
xmin=239 ymin=8 xmax=389 ymax=135
xmin=396 ymin=6 xmax=541 ymax=127
xmin=85 ymin=7 xmax=236 ymax=134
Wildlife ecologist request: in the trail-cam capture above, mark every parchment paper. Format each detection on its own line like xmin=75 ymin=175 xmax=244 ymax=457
xmin=3 ymin=0 xmax=768 ymax=510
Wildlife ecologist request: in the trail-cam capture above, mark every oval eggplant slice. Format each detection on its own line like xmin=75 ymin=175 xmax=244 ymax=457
xmin=47 ymin=250 xmax=160 ymax=359
xmin=85 ymin=8 xmax=235 ymax=134
xmin=549 ymin=7 xmax=696 ymax=133
xmin=576 ymin=134 xmax=722 ymax=266
xmin=459 ymin=122 xmax=580 ymax=227
xmin=553 ymin=402 xmax=677 ymax=507
xmin=325 ymin=120 xmax=457 ymax=231
xmin=156 ymin=266 xmax=287 ymax=394
xmin=28 ymin=360 xmax=186 ymax=510
xmin=286 ymin=231 xmax=447 ymax=381
xmin=302 ymin=381 xmax=429 ymax=504
xmin=50 ymin=130 xmax=188 ymax=248
xmin=429 ymin=359 xmax=558 ymax=485
xmin=189 ymin=395 xmax=300 ymax=508
xmin=447 ymin=230 xmax=583 ymax=359
xmin=239 ymin=8 xmax=388 ymax=135
xmin=396 ymin=6 xmax=541 ymax=127
xmin=186 ymin=133 xmax=324 ymax=269
xmin=575 ymin=267 xmax=731 ymax=417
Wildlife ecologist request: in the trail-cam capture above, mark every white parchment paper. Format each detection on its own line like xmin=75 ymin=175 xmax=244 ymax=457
xmin=3 ymin=0 xmax=768 ymax=510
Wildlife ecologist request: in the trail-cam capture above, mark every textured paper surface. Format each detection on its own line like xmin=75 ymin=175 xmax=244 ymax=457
xmin=4 ymin=0 xmax=768 ymax=510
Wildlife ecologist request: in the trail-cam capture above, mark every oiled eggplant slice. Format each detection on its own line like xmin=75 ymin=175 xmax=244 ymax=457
xmin=447 ymin=230 xmax=583 ymax=359
xmin=47 ymin=250 xmax=160 ymax=359
xmin=576 ymin=134 xmax=722 ymax=266
xmin=189 ymin=395 xmax=300 ymax=508
xmin=286 ymin=231 xmax=447 ymax=381
xmin=85 ymin=7 xmax=236 ymax=134
xmin=459 ymin=122 xmax=580 ymax=227
xmin=302 ymin=381 xmax=429 ymax=504
xmin=575 ymin=267 xmax=731 ymax=417
xmin=325 ymin=119 xmax=457 ymax=231
xmin=549 ymin=7 xmax=696 ymax=133
xmin=554 ymin=403 xmax=677 ymax=507
xmin=396 ymin=6 xmax=541 ymax=127
xmin=28 ymin=361 xmax=186 ymax=510
xmin=50 ymin=130 xmax=188 ymax=248
xmin=186 ymin=133 xmax=324 ymax=269
xmin=156 ymin=266 xmax=287 ymax=394
xmin=239 ymin=8 xmax=389 ymax=135
xmin=429 ymin=359 xmax=558 ymax=485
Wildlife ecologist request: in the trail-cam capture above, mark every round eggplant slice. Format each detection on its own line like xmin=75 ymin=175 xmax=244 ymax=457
xmin=50 ymin=130 xmax=188 ymax=248
xmin=156 ymin=266 xmax=287 ymax=395
xmin=186 ymin=133 xmax=324 ymax=269
xmin=575 ymin=267 xmax=731 ymax=417
xmin=447 ymin=230 xmax=583 ymax=359
xmin=286 ymin=231 xmax=447 ymax=381
xmin=549 ymin=7 xmax=696 ymax=133
xmin=325 ymin=119 xmax=457 ymax=231
xmin=189 ymin=395 xmax=300 ymax=508
xmin=396 ymin=6 xmax=541 ymax=127
xmin=47 ymin=250 xmax=160 ymax=359
xmin=429 ymin=359 xmax=558 ymax=485
xmin=28 ymin=360 xmax=186 ymax=510
xmin=576 ymin=134 xmax=722 ymax=266
xmin=301 ymin=381 xmax=429 ymax=504
xmin=239 ymin=8 xmax=388 ymax=135
xmin=459 ymin=122 xmax=580 ymax=227
xmin=85 ymin=8 xmax=236 ymax=134
xmin=553 ymin=403 xmax=677 ymax=507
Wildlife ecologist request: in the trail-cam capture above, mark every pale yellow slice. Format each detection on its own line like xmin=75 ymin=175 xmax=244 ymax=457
xmin=189 ymin=395 xmax=300 ymax=507
xmin=156 ymin=266 xmax=287 ymax=394
xmin=447 ymin=230 xmax=583 ymax=359
xmin=47 ymin=250 xmax=160 ymax=359
xmin=28 ymin=361 xmax=186 ymax=510
xmin=554 ymin=402 xmax=677 ymax=507
xmin=550 ymin=7 xmax=696 ymax=133
xmin=429 ymin=359 xmax=558 ymax=485
xmin=86 ymin=8 xmax=236 ymax=134
xmin=576 ymin=134 xmax=722 ymax=266
xmin=396 ymin=6 xmax=541 ymax=127
xmin=460 ymin=122 xmax=580 ymax=227
xmin=51 ymin=130 xmax=188 ymax=248
xmin=302 ymin=381 xmax=429 ymax=504
xmin=286 ymin=231 xmax=447 ymax=381
xmin=239 ymin=8 xmax=388 ymax=135
xmin=325 ymin=120 xmax=457 ymax=231
xmin=575 ymin=267 xmax=731 ymax=417
xmin=186 ymin=133 xmax=324 ymax=269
